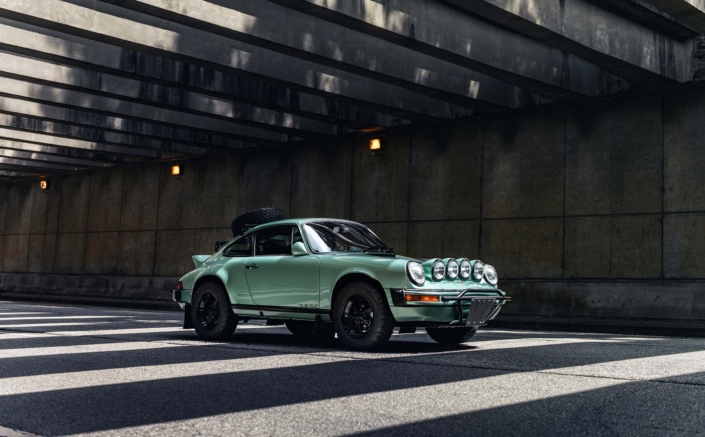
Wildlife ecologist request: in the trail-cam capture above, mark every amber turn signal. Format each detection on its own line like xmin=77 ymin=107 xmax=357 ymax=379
xmin=405 ymin=294 xmax=440 ymax=303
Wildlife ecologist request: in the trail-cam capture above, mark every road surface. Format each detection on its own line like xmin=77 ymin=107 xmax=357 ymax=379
xmin=0 ymin=300 xmax=703 ymax=436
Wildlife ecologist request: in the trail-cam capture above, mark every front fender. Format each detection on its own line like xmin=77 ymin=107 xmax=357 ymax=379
xmin=318 ymin=256 xmax=410 ymax=309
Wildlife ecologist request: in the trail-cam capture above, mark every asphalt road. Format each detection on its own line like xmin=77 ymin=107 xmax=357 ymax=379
xmin=0 ymin=301 xmax=703 ymax=437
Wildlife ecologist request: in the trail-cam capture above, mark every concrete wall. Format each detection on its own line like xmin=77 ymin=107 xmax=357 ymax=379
xmin=1 ymin=89 xmax=705 ymax=321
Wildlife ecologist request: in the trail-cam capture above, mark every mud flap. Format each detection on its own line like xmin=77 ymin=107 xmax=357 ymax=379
xmin=183 ymin=304 xmax=193 ymax=329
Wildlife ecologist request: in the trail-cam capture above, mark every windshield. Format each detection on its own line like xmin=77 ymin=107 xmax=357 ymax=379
xmin=303 ymin=221 xmax=391 ymax=253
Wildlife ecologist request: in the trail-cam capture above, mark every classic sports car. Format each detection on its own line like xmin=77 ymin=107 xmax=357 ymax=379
xmin=173 ymin=208 xmax=510 ymax=351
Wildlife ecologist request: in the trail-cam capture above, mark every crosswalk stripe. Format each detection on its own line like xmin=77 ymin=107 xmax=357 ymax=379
xmin=0 ymin=354 xmax=349 ymax=396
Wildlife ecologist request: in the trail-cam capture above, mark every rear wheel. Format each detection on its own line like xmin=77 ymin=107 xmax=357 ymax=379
xmin=425 ymin=327 xmax=477 ymax=345
xmin=333 ymin=281 xmax=395 ymax=351
xmin=191 ymin=282 xmax=238 ymax=341
xmin=285 ymin=320 xmax=335 ymax=342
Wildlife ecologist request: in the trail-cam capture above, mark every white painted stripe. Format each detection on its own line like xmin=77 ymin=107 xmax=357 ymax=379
xmin=0 ymin=312 xmax=49 ymax=316
xmin=47 ymin=327 xmax=186 ymax=336
xmin=0 ymin=354 xmax=350 ymax=396
xmin=0 ymin=425 xmax=37 ymax=437
xmin=0 ymin=322 xmax=113 ymax=328
xmin=0 ymin=340 xmax=193 ymax=359
xmin=0 ymin=316 xmax=128 ymax=321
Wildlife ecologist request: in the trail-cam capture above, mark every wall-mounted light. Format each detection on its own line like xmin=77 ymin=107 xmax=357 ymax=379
xmin=369 ymin=138 xmax=384 ymax=156
xmin=39 ymin=180 xmax=49 ymax=191
xmin=171 ymin=165 xmax=182 ymax=177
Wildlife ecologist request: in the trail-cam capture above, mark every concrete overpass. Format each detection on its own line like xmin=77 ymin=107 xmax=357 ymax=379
xmin=1 ymin=0 xmax=705 ymax=331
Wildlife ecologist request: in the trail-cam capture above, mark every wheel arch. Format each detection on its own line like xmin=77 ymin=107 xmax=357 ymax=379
xmin=330 ymin=273 xmax=387 ymax=311
xmin=192 ymin=274 xmax=228 ymax=303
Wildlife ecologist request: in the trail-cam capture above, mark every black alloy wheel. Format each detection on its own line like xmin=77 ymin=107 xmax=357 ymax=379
xmin=332 ymin=281 xmax=395 ymax=351
xmin=196 ymin=292 xmax=220 ymax=331
xmin=341 ymin=295 xmax=374 ymax=339
xmin=191 ymin=282 xmax=238 ymax=341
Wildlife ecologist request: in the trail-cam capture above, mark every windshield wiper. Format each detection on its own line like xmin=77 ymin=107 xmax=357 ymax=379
xmin=363 ymin=246 xmax=395 ymax=254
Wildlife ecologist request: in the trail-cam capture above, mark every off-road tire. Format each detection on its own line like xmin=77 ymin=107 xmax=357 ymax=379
xmin=285 ymin=320 xmax=336 ymax=342
xmin=332 ymin=281 xmax=395 ymax=351
xmin=425 ymin=327 xmax=477 ymax=345
xmin=231 ymin=207 xmax=288 ymax=237
xmin=191 ymin=282 xmax=238 ymax=341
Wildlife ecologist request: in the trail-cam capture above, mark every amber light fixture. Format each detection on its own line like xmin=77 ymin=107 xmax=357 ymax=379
xmin=369 ymin=138 xmax=385 ymax=156
xmin=39 ymin=180 xmax=49 ymax=191
xmin=405 ymin=294 xmax=440 ymax=303
xmin=171 ymin=165 xmax=182 ymax=177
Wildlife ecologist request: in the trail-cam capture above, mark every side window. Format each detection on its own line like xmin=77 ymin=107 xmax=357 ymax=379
xmin=223 ymin=235 xmax=252 ymax=257
xmin=255 ymin=226 xmax=293 ymax=256
xmin=292 ymin=227 xmax=303 ymax=245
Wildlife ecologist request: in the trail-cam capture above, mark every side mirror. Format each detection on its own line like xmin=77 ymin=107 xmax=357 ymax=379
xmin=292 ymin=241 xmax=308 ymax=256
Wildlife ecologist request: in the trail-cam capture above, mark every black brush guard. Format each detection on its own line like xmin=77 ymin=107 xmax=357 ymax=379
xmin=442 ymin=290 xmax=511 ymax=327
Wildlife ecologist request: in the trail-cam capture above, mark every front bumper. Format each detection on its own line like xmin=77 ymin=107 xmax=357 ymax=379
xmin=389 ymin=288 xmax=511 ymax=327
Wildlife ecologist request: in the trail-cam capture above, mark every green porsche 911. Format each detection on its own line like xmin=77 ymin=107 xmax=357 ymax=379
xmin=173 ymin=208 xmax=510 ymax=351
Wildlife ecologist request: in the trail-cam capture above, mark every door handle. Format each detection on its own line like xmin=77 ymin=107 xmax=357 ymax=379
xmin=246 ymin=264 xmax=259 ymax=270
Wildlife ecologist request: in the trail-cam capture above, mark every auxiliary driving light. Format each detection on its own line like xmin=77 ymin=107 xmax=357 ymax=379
xmin=405 ymin=294 xmax=440 ymax=303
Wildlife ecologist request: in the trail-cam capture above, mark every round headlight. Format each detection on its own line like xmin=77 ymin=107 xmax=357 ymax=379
xmin=484 ymin=264 xmax=498 ymax=285
xmin=407 ymin=261 xmax=426 ymax=286
xmin=432 ymin=261 xmax=446 ymax=281
xmin=446 ymin=259 xmax=459 ymax=279
xmin=472 ymin=261 xmax=484 ymax=281
xmin=459 ymin=259 xmax=472 ymax=279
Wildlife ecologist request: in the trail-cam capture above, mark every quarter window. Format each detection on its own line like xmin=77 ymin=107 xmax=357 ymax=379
xmin=223 ymin=235 xmax=252 ymax=257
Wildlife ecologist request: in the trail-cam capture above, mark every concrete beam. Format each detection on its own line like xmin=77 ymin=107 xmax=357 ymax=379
xmin=0 ymin=170 xmax=41 ymax=178
xmin=0 ymin=137 xmax=138 ymax=164
xmin=0 ymin=51 xmax=338 ymax=138
xmin=0 ymin=113 xmax=204 ymax=157
xmin=0 ymin=19 xmax=405 ymax=131
xmin=102 ymin=0 xmax=527 ymax=112
xmin=643 ymin=0 xmax=705 ymax=33
xmin=0 ymin=157 xmax=80 ymax=173
xmin=0 ymin=125 xmax=158 ymax=159
xmin=590 ymin=0 xmax=698 ymax=41
xmin=0 ymin=146 xmax=112 ymax=168
xmin=0 ymin=95 xmax=251 ymax=153
xmin=444 ymin=0 xmax=691 ymax=85
xmin=0 ymin=0 xmax=466 ymax=122
xmin=0 ymin=76 xmax=289 ymax=145
xmin=268 ymin=0 xmax=610 ymax=101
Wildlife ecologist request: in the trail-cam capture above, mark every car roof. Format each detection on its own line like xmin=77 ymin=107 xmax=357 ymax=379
xmin=249 ymin=218 xmax=362 ymax=230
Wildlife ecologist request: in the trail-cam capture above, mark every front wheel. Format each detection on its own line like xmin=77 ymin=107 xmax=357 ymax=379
xmin=332 ymin=281 xmax=395 ymax=351
xmin=425 ymin=327 xmax=477 ymax=345
xmin=191 ymin=282 xmax=238 ymax=341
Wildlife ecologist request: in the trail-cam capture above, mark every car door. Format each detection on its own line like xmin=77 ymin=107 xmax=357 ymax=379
xmin=244 ymin=225 xmax=321 ymax=309
xmin=220 ymin=234 xmax=255 ymax=306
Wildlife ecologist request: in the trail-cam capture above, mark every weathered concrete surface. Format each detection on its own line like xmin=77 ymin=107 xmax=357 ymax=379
xmin=447 ymin=0 xmax=691 ymax=84
xmin=291 ymin=141 xmax=349 ymax=219
xmin=566 ymin=97 xmax=663 ymax=216
xmin=0 ymin=95 xmax=246 ymax=152
xmin=645 ymin=0 xmax=705 ymax=33
xmin=0 ymin=0 xmax=465 ymax=122
xmin=118 ymin=231 xmax=156 ymax=277
xmin=106 ymin=0 xmax=524 ymax=112
xmin=349 ymin=132 xmax=410 ymax=223
xmin=664 ymin=88 xmax=705 ymax=212
xmin=483 ymin=111 xmax=565 ymax=219
xmin=410 ymin=123 xmax=482 ymax=221
xmin=0 ymin=19 xmax=404 ymax=131
xmin=664 ymin=213 xmax=705 ymax=278
xmin=0 ymin=50 xmax=337 ymax=138
xmin=270 ymin=0 xmax=606 ymax=101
